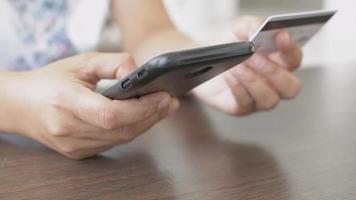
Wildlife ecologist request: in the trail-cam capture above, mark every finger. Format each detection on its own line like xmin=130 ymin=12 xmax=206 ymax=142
xmin=269 ymin=31 xmax=303 ymax=71
xmin=79 ymin=53 xmax=137 ymax=83
xmin=232 ymin=65 xmax=280 ymax=111
xmin=46 ymin=136 xmax=113 ymax=160
xmin=222 ymin=71 xmax=255 ymax=115
xmin=66 ymin=89 xmax=174 ymax=130
xmin=65 ymin=146 xmax=114 ymax=160
xmin=111 ymin=99 xmax=179 ymax=145
xmin=45 ymin=108 xmax=103 ymax=135
xmin=246 ymin=54 xmax=302 ymax=99
xmin=76 ymin=98 xmax=180 ymax=142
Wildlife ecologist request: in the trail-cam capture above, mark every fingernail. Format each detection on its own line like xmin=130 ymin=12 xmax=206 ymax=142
xmin=158 ymin=95 xmax=171 ymax=110
xmin=168 ymin=99 xmax=180 ymax=114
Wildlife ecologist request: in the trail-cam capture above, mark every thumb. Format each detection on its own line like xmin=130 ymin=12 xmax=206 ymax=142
xmin=80 ymin=53 xmax=137 ymax=84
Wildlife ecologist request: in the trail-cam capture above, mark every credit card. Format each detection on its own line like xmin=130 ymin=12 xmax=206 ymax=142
xmin=250 ymin=10 xmax=337 ymax=53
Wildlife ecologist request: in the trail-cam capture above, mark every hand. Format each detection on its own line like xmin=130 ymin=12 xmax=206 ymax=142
xmin=5 ymin=53 xmax=179 ymax=159
xmin=193 ymin=16 xmax=303 ymax=115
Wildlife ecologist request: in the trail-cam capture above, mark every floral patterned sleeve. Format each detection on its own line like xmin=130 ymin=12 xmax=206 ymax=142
xmin=7 ymin=0 xmax=77 ymax=71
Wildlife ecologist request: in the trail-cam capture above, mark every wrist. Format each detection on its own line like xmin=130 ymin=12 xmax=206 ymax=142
xmin=0 ymin=71 xmax=34 ymax=136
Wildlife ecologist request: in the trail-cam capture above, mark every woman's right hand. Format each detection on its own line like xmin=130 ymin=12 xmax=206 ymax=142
xmin=1 ymin=53 xmax=179 ymax=159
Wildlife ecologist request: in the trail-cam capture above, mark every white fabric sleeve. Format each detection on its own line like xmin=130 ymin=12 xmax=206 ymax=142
xmin=67 ymin=0 xmax=110 ymax=52
xmin=163 ymin=0 xmax=239 ymax=43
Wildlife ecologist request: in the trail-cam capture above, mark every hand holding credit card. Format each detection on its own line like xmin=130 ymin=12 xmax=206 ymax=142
xmin=250 ymin=10 xmax=337 ymax=53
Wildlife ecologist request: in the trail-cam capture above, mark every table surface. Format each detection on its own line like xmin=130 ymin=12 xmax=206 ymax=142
xmin=1 ymin=65 xmax=356 ymax=200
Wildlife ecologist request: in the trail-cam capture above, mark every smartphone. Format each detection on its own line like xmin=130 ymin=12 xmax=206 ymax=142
xmin=102 ymin=41 xmax=255 ymax=100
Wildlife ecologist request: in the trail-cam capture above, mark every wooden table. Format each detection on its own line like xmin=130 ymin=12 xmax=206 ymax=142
xmin=1 ymin=66 xmax=356 ymax=200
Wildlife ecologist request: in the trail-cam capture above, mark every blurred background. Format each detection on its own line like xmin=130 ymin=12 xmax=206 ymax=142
xmin=100 ymin=0 xmax=356 ymax=68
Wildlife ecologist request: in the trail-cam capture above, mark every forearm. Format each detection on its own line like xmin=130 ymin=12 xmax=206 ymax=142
xmin=112 ymin=0 xmax=199 ymax=65
xmin=133 ymin=28 xmax=199 ymax=64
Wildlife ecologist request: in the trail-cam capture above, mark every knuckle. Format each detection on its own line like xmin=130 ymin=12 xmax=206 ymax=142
xmin=252 ymin=57 xmax=277 ymax=76
xmin=138 ymin=97 xmax=160 ymax=117
xmin=98 ymin=107 xmax=118 ymax=130
xmin=143 ymin=104 xmax=159 ymax=119
xmin=118 ymin=53 xmax=137 ymax=71
xmin=120 ymin=53 xmax=135 ymax=63
xmin=119 ymin=127 xmax=136 ymax=144
xmin=142 ymin=104 xmax=157 ymax=118
xmin=263 ymin=64 xmax=279 ymax=76
xmin=47 ymin=122 xmax=71 ymax=137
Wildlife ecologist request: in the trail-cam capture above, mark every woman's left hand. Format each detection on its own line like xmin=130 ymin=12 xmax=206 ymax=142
xmin=193 ymin=16 xmax=303 ymax=116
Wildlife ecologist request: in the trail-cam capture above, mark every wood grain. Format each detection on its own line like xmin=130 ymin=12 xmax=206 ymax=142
xmin=1 ymin=66 xmax=356 ymax=200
